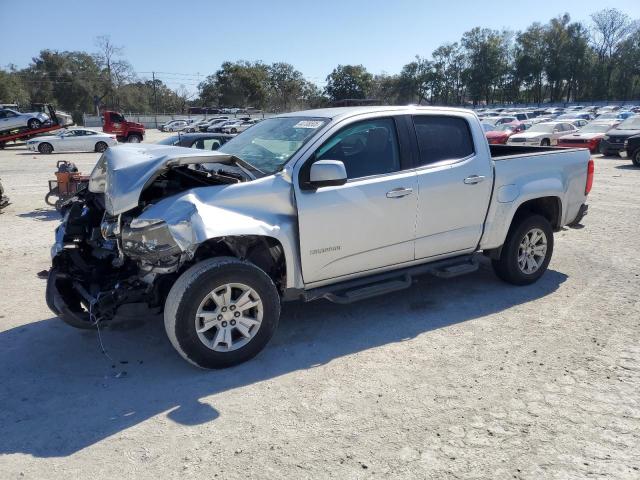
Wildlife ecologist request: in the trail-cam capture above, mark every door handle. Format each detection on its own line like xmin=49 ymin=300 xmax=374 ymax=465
xmin=386 ymin=187 xmax=413 ymax=198
xmin=464 ymin=175 xmax=485 ymax=185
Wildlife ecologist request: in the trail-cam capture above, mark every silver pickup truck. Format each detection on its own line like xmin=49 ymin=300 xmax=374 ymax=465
xmin=46 ymin=106 xmax=593 ymax=368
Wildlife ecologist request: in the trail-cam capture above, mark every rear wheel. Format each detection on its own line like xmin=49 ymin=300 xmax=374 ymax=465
xmin=127 ymin=134 xmax=142 ymax=143
xmin=492 ymin=214 xmax=554 ymax=286
xmin=164 ymin=257 xmax=280 ymax=369
xmin=38 ymin=142 xmax=53 ymax=154
xmin=95 ymin=141 xmax=108 ymax=153
xmin=28 ymin=118 xmax=42 ymax=129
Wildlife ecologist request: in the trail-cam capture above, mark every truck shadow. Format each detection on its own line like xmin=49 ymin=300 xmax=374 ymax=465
xmin=0 ymin=267 xmax=567 ymax=457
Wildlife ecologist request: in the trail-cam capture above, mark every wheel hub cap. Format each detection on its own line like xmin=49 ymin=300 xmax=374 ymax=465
xmin=195 ymin=283 xmax=263 ymax=352
xmin=517 ymin=228 xmax=547 ymax=274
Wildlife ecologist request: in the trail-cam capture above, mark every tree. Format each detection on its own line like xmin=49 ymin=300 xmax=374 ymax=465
xmin=94 ymin=36 xmax=134 ymax=108
xmin=198 ymin=61 xmax=269 ymax=108
xmin=267 ymin=62 xmax=305 ymax=112
xmin=324 ymin=65 xmax=373 ymax=101
xmin=590 ymin=8 xmax=638 ymax=99
xmin=461 ymin=28 xmax=506 ymax=104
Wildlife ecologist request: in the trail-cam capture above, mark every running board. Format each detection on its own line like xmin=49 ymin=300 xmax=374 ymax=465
xmin=301 ymin=255 xmax=480 ymax=304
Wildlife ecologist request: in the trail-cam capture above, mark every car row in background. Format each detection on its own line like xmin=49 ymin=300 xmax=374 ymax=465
xmin=159 ymin=116 xmax=263 ymax=133
xmin=26 ymin=128 xmax=118 ymax=154
xmin=156 ymin=132 xmax=233 ymax=150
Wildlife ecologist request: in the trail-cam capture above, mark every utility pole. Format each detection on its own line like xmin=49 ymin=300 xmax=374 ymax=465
xmin=152 ymin=71 xmax=159 ymax=128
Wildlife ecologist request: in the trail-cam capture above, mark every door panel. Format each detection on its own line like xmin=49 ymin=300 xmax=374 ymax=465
xmin=297 ymin=171 xmax=417 ymax=283
xmin=295 ymin=116 xmax=418 ymax=284
xmin=414 ymin=157 xmax=492 ymax=259
xmin=411 ymin=114 xmax=493 ymax=260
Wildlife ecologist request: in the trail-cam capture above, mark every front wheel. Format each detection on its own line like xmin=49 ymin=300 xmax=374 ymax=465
xmin=28 ymin=118 xmax=42 ymax=129
xmin=492 ymin=214 xmax=554 ymax=286
xmin=38 ymin=142 xmax=53 ymax=154
xmin=164 ymin=257 xmax=281 ymax=369
xmin=95 ymin=141 xmax=108 ymax=153
xmin=127 ymin=134 xmax=141 ymax=143
xmin=540 ymin=138 xmax=550 ymax=146
xmin=631 ymin=148 xmax=640 ymax=167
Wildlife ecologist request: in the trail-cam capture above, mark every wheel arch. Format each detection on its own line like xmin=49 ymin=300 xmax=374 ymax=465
xmin=192 ymin=235 xmax=288 ymax=292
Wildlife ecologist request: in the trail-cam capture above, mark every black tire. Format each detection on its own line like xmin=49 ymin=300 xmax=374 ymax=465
xmin=28 ymin=118 xmax=42 ymax=130
xmin=540 ymin=138 xmax=550 ymax=146
xmin=164 ymin=257 xmax=281 ymax=369
xmin=46 ymin=269 xmax=96 ymax=330
xmin=632 ymin=148 xmax=640 ymax=167
xmin=231 ymin=128 xmax=238 ymax=134
xmin=38 ymin=142 xmax=53 ymax=154
xmin=44 ymin=187 xmax=59 ymax=206
xmin=492 ymin=214 xmax=554 ymax=286
xmin=95 ymin=141 xmax=108 ymax=153
xmin=127 ymin=134 xmax=142 ymax=143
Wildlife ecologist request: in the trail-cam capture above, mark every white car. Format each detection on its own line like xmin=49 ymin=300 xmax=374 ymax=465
xmin=0 ymin=108 xmax=50 ymax=132
xmin=507 ymin=122 xmax=578 ymax=146
xmin=221 ymin=119 xmax=260 ymax=134
xmin=26 ymin=128 xmax=118 ymax=154
xmin=161 ymin=120 xmax=189 ymax=132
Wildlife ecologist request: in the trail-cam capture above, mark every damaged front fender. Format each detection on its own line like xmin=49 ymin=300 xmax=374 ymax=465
xmin=127 ymin=173 xmax=304 ymax=289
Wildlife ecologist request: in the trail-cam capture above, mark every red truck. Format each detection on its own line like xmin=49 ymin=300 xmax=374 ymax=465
xmin=101 ymin=111 xmax=145 ymax=143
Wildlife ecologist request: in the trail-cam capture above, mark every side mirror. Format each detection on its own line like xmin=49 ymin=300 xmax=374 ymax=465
xmin=309 ymin=160 xmax=347 ymax=188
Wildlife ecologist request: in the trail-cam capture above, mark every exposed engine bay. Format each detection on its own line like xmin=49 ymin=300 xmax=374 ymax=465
xmin=47 ymin=162 xmax=284 ymax=327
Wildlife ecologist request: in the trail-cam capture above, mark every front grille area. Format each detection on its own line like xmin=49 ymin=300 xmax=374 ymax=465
xmin=560 ymin=139 xmax=587 ymax=144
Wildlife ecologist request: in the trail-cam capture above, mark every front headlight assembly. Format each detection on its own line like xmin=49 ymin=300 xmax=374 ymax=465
xmin=121 ymin=219 xmax=182 ymax=262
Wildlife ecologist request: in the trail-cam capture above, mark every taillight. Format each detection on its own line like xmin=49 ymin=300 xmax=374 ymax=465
xmin=585 ymin=158 xmax=594 ymax=195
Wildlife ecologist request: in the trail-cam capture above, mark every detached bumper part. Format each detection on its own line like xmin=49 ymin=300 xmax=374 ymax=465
xmin=46 ymin=269 xmax=93 ymax=327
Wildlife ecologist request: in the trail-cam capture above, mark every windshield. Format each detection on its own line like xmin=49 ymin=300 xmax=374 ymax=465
xmin=528 ymin=124 xmax=555 ymax=133
xmin=616 ymin=116 xmax=640 ymax=129
xmin=497 ymin=124 xmax=518 ymax=132
xmin=597 ymin=113 xmax=617 ymax=119
xmin=217 ymin=116 xmax=328 ymax=175
xmin=578 ymin=124 xmax=612 ymax=133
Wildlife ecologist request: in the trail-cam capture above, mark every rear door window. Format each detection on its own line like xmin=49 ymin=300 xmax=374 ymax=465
xmin=412 ymin=116 xmax=474 ymax=166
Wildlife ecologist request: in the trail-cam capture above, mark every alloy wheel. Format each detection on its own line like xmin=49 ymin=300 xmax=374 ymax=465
xmin=517 ymin=228 xmax=548 ymax=274
xmin=195 ymin=283 xmax=263 ymax=352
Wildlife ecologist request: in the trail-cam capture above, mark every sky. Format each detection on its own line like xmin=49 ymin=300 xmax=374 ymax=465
xmin=1 ymin=0 xmax=639 ymax=93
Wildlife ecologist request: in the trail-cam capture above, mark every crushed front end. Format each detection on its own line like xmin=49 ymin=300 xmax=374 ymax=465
xmin=46 ymin=145 xmax=248 ymax=327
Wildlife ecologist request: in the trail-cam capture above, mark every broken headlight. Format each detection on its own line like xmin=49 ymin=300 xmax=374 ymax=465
xmin=121 ymin=220 xmax=181 ymax=261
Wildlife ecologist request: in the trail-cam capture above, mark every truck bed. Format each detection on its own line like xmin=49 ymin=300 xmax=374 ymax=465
xmin=489 ymin=144 xmax=586 ymax=159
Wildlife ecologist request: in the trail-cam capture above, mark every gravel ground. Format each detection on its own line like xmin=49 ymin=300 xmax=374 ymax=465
xmin=0 ymin=132 xmax=639 ymax=479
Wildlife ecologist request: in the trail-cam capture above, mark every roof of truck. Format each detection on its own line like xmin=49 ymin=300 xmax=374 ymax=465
xmin=274 ymin=105 xmax=474 ymax=120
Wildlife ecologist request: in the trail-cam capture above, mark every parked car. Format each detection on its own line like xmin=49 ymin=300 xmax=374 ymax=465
xmin=557 ymin=113 xmax=593 ymax=121
xmin=26 ymin=128 xmax=118 ymax=154
xmin=47 ymin=106 xmax=592 ymax=369
xmin=623 ymin=134 xmax=640 ymax=166
xmin=557 ymin=121 xmax=619 ymax=153
xmin=596 ymin=111 xmax=634 ymax=121
xmin=485 ymin=122 xmax=526 ymax=145
xmin=507 ymin=121 xmax=578 ymax=146
xmin=599 ymin=115 xmax=640 ymax=156
xmin=0 ymin=108 xmax=50 ymax=132
xmin=221 ymin=119 xmax=260 ymax=134
xmin=197 ymin=117 xmax=228 ymax=132
xmin=162 ymin=120 xmax=189 ymax=132
xmin=208 ymin=120 xmax=242 ymax=133
xmin=156 ymin=133 xmax=233 ymax=150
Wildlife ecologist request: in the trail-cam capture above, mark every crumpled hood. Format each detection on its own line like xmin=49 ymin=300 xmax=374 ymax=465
xmin=102 ymin=144 xmax=238 ymax=215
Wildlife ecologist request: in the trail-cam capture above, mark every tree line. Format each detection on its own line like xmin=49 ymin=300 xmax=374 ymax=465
xmin=1 ymin=8 xmax=638 ymax=122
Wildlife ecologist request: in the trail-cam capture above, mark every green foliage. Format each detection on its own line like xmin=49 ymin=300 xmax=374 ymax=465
xmin=324 ymin=65 xmax=373 ymax=101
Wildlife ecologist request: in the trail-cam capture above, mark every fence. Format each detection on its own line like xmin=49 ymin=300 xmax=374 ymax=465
xmin=82 ymin=112 xmax=276 ymax=128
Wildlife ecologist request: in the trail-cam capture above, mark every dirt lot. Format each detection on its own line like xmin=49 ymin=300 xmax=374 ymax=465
xmin=0 ymin=131 xmax=639 ymax=479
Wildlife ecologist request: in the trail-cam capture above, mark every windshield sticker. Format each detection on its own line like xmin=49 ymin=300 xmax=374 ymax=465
xmin=293 ymin=120 xmax=324 ymax=129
